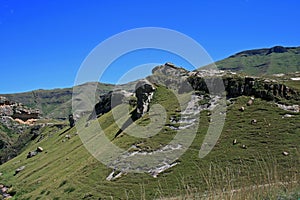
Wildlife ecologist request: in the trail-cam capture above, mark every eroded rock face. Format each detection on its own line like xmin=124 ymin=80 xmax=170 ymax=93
xmin=0 ymin=96 xmax=40 ymax=122
xmin=188 ymin=76 xmax=299 ymax=101
xmin=135 ymin=80 xmax=155 ymax=118
xmin=90 ymin=90 xmax=133 ymax=119
xmin=148 ymin=63 xmax=192 ymax=93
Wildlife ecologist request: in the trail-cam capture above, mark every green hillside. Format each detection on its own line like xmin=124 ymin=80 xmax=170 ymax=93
xmin=205 ymin=46 xmax=300 ymax=76
xmin=0 ymin=85 xmax=300 ymax=199
xmin=1 ymin=82 xmax=114 ymax=119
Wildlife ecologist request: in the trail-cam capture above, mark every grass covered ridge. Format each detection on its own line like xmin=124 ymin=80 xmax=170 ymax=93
xmin=0 ymin=86 xmax=299 ymax=199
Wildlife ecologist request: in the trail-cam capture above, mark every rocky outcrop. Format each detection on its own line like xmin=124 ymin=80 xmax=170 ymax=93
xmin=0 ymin=96 xmax=39 ymax=122
xmin=135 ymin=80 xmax=155 ymax=118
xmin=147 ymin=63 xmax=192 ymax=93
xmin=89 ymin=90 xmax=133 ymax=119
xmin=188 ymin=75 xmax=299 ymax=101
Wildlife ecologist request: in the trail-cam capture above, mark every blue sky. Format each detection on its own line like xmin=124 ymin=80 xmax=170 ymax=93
xmin=1 ymin=0 xmax=300 ymax=93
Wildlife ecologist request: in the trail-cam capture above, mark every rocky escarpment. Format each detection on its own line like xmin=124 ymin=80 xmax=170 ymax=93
xmin=188 ymin=75 xmax=299 ymax=101
xmin=90 ymin=63 xmax=299 ymax=121
xmin=0 ymin=97 xmax=46 ymax=164
xmin=0 ymin=96 xmax=40 ymax=124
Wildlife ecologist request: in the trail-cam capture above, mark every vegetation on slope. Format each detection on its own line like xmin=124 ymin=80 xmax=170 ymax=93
xmin=203 ymin=46 xmax=300 ymax=76
xmin=0 ymin=85 xmax=299 ymax=199
xmin=1 ymin=82 xmax=114 ymax=119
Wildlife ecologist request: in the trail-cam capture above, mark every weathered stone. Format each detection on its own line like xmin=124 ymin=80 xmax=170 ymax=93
xmin=27 ymin=151 xmax=37 ymax=158
xmin=251 ymin=119 xmax=257 ymax=124
xmin=65 ymin=134 xmax=71 ymax=139
xmin=15 ymin=166 xmax=25 ymax=175
xmin=89 ymin=90 xmax=133 ymax=119
xmin=36 ymin=147 xmax=43 ymax=152
xmin=247 ymin=99 xmax=253 ymax=106
xmin=69 ymin=114 xmax=75 ymax=128
xmin=187 ymin=75 xmax=299 ymax=102
xmin=135 ymin=80 xmax=155 ymax=118
xmin=282 ymin=151 xmax=289 ymax=156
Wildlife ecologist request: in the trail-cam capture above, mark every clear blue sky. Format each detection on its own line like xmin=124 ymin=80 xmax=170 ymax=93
xmin=1 ymin=0 xmax=300 ymax=93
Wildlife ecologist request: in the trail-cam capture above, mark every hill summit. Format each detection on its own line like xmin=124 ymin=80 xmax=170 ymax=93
xmin=205 ymin=46 xmax=300 ymax=75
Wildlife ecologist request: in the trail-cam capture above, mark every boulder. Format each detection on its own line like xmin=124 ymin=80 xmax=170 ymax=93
xmin=247 ymin=99 xmax=253 ymax=106
xmin=251 ymin=119 xmax=257 ymax=124
xmin=233 ymin=139 xmax=237 ymax=145
xmin=27 ymin=151 xmax=37 ymax=158
xmin=15 ymin=166 xmax=25 ymax=175
xmin=36 ymin=147 xmax=43 ymax=152
xmin=282 ymin=151 xmax=289 ymax=156
xmin=65 ymin=134 xmax=71 ymax=139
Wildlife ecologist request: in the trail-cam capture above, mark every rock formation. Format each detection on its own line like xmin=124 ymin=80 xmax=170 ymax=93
xmin=89 ymin=90 xmax=133 ymax=119
xmin=0 ymin=96 xmax=40 ymax=122
xmin=188 ymin=75 xmax=299 ymax=101
xmin=135 ymin=80 xmax=155 ymax=118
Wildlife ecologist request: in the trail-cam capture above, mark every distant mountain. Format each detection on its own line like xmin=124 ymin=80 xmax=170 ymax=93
xmin=1 ymin=82 xmax=114 ymax=119
xmin=204 ymin=46 xmax=300 ymax=75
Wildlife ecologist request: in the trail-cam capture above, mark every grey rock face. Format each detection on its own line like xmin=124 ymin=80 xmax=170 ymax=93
xmin=188 ymin=76 xmax=299 ymax=101
xmin=89 ymin=90 xmax=133 ymax=119
xmin=135 ymin=80 xmax=155 ymax=118
xmin=0 ymin=96 xmax=39 ymax=121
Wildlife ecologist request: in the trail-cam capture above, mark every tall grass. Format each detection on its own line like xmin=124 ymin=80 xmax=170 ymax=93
xmin=156 ymin=153 xmax=300 ymax=200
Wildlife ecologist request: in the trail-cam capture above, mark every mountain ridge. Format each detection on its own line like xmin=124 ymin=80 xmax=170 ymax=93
xmin=205 ymin=45 xmax=300 ymax=75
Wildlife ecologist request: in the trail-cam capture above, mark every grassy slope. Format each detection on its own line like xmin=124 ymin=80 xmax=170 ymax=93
xmin=207 ymin=47 xmax=300 ymax=76
xmin=0 ymin=86 xmax=299 ymax=199
xmin=1 ymin=82 xmax=114 ymax=119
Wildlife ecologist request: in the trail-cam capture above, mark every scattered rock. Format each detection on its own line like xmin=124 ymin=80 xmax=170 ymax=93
xmin=282 ymin=114 xmax=293 ymax=118
xmin=27 ymin=151 xmax=37 ymax=158
xmin=0 ymin=184 xmax=14 ymax=199
xmin=276 ymin=104 xmax=299 ymax=113
xmin=233 ymin=139 xmax=237 ymax=145
xmin=239 ymin=106 xmax=245 ymax=112
xmin=14 ymin=166 xmax=25 ymax=175
xmin=291 ymin=77 xmax=300 ymax=81
xmin=247 ymin=99 xmax=253 ymax=106
xmin=65 ymin=135 xmax=71 ymax=139
xmin=282 ymin=151 xmax=289 ymax=156
xmin=251 ymin=119 xmax=257 ymax=124
xmin=36 ymin=147 xmax=43 ymax=152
